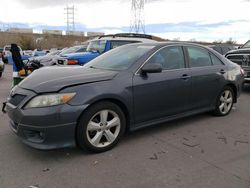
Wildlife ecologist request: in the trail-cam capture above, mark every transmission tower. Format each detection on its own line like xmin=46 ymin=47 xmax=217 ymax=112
xmin=130 ymin=0 xmax=145 ymax=34
xmin=64 ymin=5 xmax=76 ymax=32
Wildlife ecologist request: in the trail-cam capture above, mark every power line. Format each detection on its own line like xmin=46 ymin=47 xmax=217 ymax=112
xmin=130 ymin=0 xmax=145 ymax=34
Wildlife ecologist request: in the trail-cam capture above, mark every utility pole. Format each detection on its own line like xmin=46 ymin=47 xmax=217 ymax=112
xmin=64 ymin=5 xmax=76 ymax=32
xmin=130 ymin=0 xmax=145 ymax=34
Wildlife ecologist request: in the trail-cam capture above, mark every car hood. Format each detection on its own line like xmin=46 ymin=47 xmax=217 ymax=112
xmin=19 ymin=66 xmax=118 ymax=93
xmin=226 ymin=48 xmax=250 ymax=56
xmin=65 ymin=51 xmax=99 ymax=58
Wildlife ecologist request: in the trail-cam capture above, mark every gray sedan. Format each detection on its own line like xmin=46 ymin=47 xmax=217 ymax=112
xmin=5 ymin=42 xmax=244 ymax=152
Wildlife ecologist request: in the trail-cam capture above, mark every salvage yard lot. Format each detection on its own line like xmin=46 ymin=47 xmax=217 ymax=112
xmin=0 ymin=64 xmax=250 ymax=188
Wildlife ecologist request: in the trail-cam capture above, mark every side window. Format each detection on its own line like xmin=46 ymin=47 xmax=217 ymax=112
xmin=147 ymin=46 xmax=185 ymax=70
xmin=110 ymin=41 xmax=139 ymax=49
xmin=210 ymin=53 xmax=224 ymax=66
xmin=187 ymin=47 xmax=212 ymax=67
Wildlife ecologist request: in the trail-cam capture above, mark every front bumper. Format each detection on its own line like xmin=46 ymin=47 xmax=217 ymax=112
xmin=6 ymin=87 xmax=88 ymax=150
xmin=243 ymin=67 xmax=250 ymax=83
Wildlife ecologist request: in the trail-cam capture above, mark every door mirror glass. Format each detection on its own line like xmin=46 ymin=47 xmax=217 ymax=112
xmin=141 ymin=63 xmax=162 ymax=75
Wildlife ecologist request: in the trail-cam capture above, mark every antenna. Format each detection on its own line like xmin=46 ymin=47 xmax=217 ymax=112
xmin=130 ymin=0 xmax=146 ymax=34
xmin=64 ymin=5 xmax=76 ymax=32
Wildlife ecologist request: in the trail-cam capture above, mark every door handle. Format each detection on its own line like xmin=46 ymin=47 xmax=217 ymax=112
xmin=220 ymin=69 xmax=226 ymax=74
xmin=181 ymin=74 xmax=191 ymax=80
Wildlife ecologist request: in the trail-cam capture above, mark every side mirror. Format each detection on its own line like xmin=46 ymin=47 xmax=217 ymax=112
xmin=141 ymin=63 xmax=162 ymax=75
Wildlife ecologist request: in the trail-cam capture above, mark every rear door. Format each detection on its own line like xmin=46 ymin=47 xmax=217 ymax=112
xmin=185 ymin=46 xmax=226 ymax=110
xmin=133 ymin=45 xmax=192 ymax=125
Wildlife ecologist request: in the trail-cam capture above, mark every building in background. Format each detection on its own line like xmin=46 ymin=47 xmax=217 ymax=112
xmin=7 ymin=28 xmax=33 ymax=34
xmin=66 ymin=31 xmax=85 ymax=36
xmin=42 ymin=30 xmax=62 ymax=35
xmin=86 ymin=32 xmax=105 ymax=37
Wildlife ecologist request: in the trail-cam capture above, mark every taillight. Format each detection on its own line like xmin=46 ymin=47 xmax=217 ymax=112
xmin=240 ymin=68 xmax=245 ymax=75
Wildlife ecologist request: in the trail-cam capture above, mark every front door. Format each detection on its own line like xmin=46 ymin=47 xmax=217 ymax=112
xmin=133 ymin=46 xmax=192 ymax=125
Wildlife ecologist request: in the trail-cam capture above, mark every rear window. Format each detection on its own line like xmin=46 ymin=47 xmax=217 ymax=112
xmin=187 ymin=47 xmax=212 ymax=67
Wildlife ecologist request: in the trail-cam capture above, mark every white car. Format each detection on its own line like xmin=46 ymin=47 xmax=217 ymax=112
xmin=23 ymin=50 xmax=33 ymax=56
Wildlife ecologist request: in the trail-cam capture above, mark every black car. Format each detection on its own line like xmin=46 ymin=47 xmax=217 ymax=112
xmin=225 ymin=40 xmax=250 ymax=84
xmin=5 ymin=42 xmax=244 ymax=152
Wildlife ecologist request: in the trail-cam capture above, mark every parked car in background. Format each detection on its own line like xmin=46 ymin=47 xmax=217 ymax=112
xmin=32 ymin=49 xmax=47 ymax=57
xmin=5 ymin=42 xmax=244 ymax=152
xmin=58 ymin=33 xmax=156 ymax=65
xmin=28 ymin=44 xmax=88 ymax=67
xmin=225 ymin=40 xmax=250 ymax=84
xmin=0 ymin=48 xmax=3 ymax=58
xmin=0 ymin=58 xmax=4 ymax=77
xmin=23 ymin=50 xmax=33 ymax=56
xmin=28 ymin=50 xmax=62 ymax=66
xmin=209 ymin=44 xmax=236 ymax=55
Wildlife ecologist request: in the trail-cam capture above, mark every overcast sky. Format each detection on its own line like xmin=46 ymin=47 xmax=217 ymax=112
xmin=0 ymin=0 xmax=250 ymax=43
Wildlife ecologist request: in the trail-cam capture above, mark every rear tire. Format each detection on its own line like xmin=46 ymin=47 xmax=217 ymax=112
xmin=0 ymin=72 xmax=2 ymax=78
xmin=76 ymin=101 xmax=126 ymax=153
xmin=213 ymin=86 xmax=234 ymax=116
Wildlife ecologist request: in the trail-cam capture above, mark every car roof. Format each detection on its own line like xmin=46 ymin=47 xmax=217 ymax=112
xmin=91 ymin=37 xmax=155 ymax=43
xmin=92 ymin=33 xmax=156 ymax=43
xmin=127 ymin=41 xmax=213 ymax=48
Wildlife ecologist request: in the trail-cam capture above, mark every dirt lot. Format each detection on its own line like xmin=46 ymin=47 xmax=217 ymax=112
xmin=0 ymin=64 xmax=250 ymax=188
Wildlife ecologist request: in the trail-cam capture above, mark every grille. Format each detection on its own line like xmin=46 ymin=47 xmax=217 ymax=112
xmin=226 ymin=54 xmax=250 ymax=67
xmin=247 ymin=72 xmax=250 ymax=78
xmin=9 ymin=94 xmax=26 ymax=106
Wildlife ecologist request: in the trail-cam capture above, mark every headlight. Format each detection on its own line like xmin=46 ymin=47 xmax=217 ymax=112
xmin=25 ymin=93 xmax=76 ymax=109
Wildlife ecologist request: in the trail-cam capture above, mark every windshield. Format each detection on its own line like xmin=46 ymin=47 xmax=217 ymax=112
xmin=60 ymin=46 xmax=83 ymax=55
xmin=242 ymin=40 xmax=250 ymax=48
xmin=85 ymin=45 xmax=155 ymax=71
xmin=87 ymin=40 xmax=106 ymax=53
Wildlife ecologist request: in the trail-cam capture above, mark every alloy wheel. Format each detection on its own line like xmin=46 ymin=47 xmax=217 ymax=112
xmin=219 ymin=90 xmax=233 ymax=115
xmin=86 ymin=109 xmax=121 ymax=148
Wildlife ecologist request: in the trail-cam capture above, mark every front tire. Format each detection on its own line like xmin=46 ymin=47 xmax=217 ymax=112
xmin=213 ymin=86 xmax=234 ymax=116
xmin=76 ymin=101 xmax=126 ymax=153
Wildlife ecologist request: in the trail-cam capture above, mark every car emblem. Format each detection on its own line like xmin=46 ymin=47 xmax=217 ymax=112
xmin=242 ymin=55 xmax=249 ymax=66
xmin=242 ymin=55 xmax=248 ymax=62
